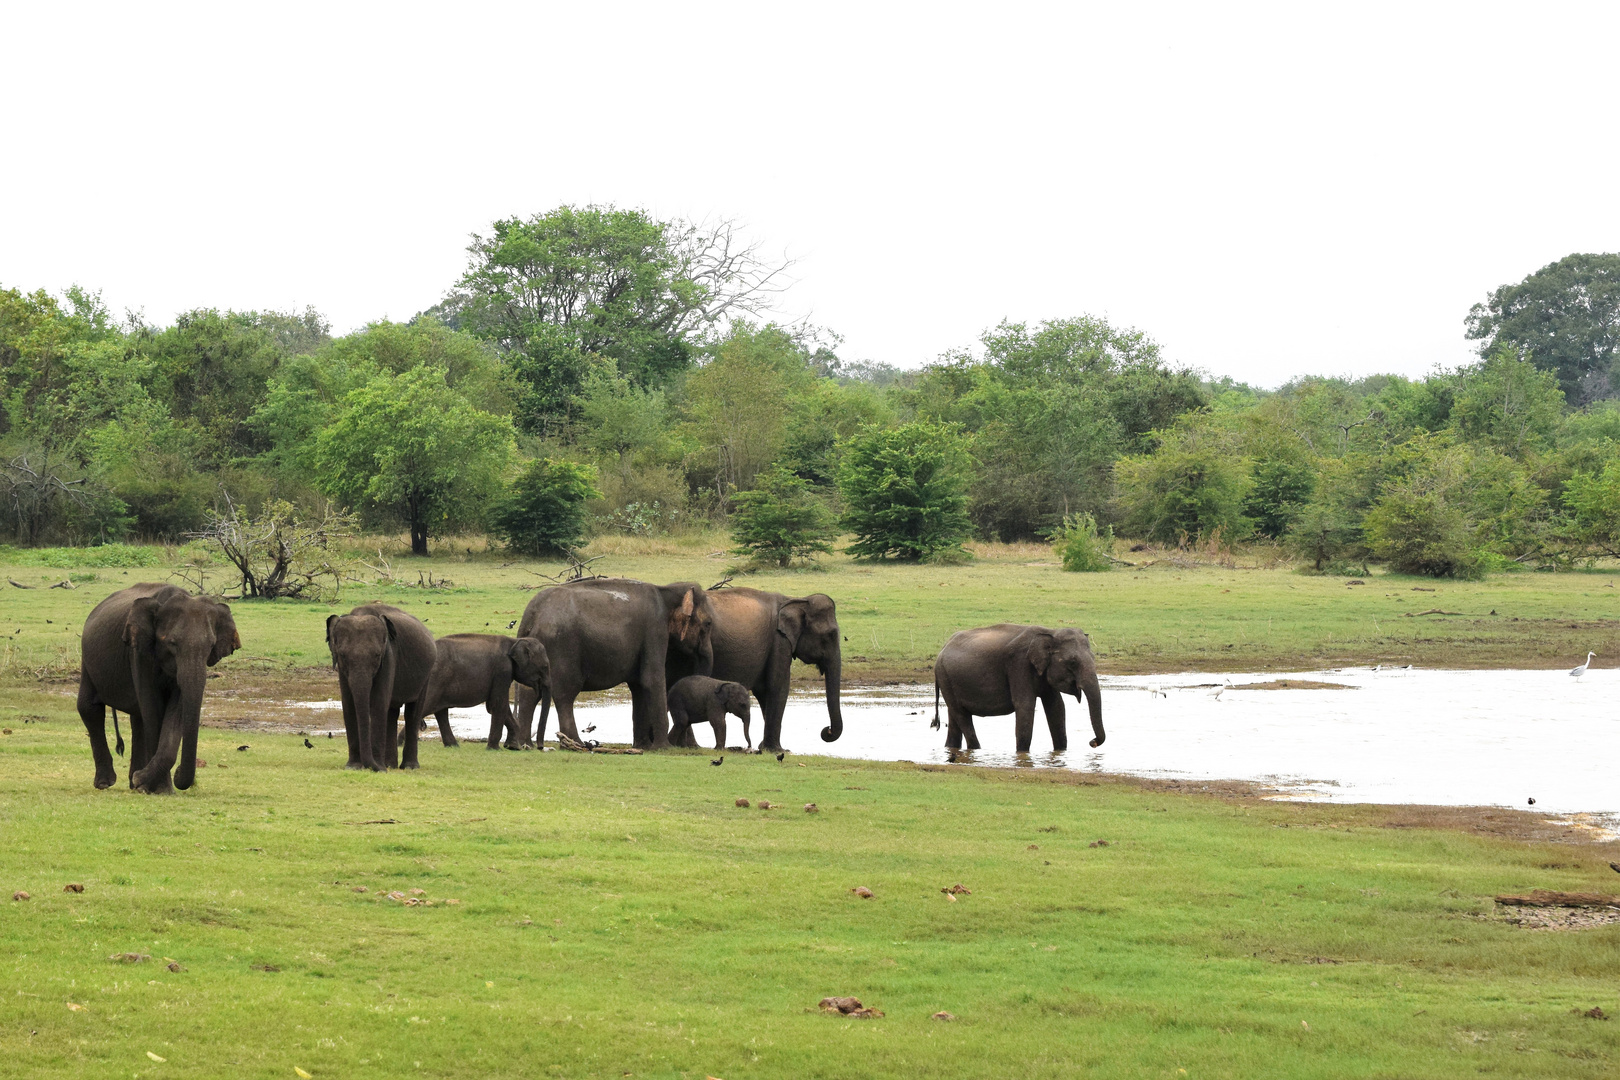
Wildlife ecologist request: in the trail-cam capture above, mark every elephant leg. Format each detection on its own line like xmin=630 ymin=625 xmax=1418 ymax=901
xmin=437 ymin=709 xmax=459 ymax=748
xmin=339 ymin=679 xmax=365 ymax=769
xmin=552 ymin=694 xmax=583 ymax=746
xmin=76 ymin=681 xmax=117 ymax=790
xmin=712 ymin=714 xmax=727 ymax=751
xmin=363 ymin=675 xmax=390 ymax=771
xmin=758 ymin=686 xmax=789 ymax=753
xmin=485 ymin=704 xmax=504 ymax=750
xmin=129 ymin=704 xmax=155 ymax=777
xmin=950 ymin=708 xmax=981 ymax=751
xmin=399 ymin=701 xmax=423 ymax=769
xmin=385 ymin=702 xmax=403 ymax=769
xmin=514 ymin=683 xmax=539 ymax=747
xmin=1013 ymin=700 xmax=1037 ymax=754
xmin=1039 ymin=688 xmax=1068 ymax=752
xmin=132 ymin=694 xmax=180 ymax=794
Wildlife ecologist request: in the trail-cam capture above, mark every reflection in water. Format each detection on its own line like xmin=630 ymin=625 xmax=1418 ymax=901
xmin=299 ymin=666 xmax=1619 ymax=816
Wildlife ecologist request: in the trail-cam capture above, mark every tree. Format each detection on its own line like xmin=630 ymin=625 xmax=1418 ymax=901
xmin=1114 ymin=440 xmax=1252 ymax=544
xmin=729 ymin=465 xmax=838 ymax=567
xmin=313 ymin=367 xmax=513 ymax=555
xmin=578 ymin=364 xmax=669 ymax=484
xmin=1449 ymin=350 xmax=1565 ymax=453
xmin=683 ymin=322 xmax=811 ymax=501
xmin=488 ymin=458 xmax=600 ymax=557
xmin=1245 ymin=457 xmax=1315 ymax=538
xmin=837 ymin=422 xmax=971 ymax=561
xmin=444 ymin=206 xmax=788 ymax=432
xmin=1466 ymin=253 xmax=1620 ymax=404
xmin=1562 ymin=460 xmax=1620 ymax=559
xmin=190 ymin=494 xmax=355 ymax=599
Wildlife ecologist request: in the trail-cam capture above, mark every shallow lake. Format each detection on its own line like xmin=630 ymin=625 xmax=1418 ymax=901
xmin=301 ymin=666 xmax=1618 ymax=817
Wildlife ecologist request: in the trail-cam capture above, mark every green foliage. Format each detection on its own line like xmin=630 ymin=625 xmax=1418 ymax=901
xmin=314 ymin=367 xmax=513 ymax=555
xmin=1361 ymin=443 xmax=1487 ymax=579
xmin=1466 ymin=251 xmax=1620 ymax=404
xmin=1049 ymin=512 xmax=1115 ymax=572
xmin=1114 ymin=436 xmax=1252 ymax=545
xmin=682 ymin=322 xmax=813 ymax=501
xmin=1562 ymin=459 xmax=1620 ymax=557
xmin=837 ymin=422 xmax=971 ymax=561
xmin=0 ymin=542 xmax=162 ymax=568
xmin=729 ymin=465 xmax=838 ymax=567
xmin=1449 ymin=350 xmax=1565 ymax=453
xmin=1245 ymin=457 xmax=1315 ymax=538
xmin=488 ymin=458 xmax=600 ymax=556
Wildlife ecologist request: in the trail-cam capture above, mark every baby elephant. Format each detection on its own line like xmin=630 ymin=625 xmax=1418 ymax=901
xmin=668 ymin=675 xmax=752 ymax=751
xmin=419 ymin=634 xmax=550 ymax=750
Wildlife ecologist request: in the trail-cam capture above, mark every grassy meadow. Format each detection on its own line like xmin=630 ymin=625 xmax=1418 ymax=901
xmin=2 ymin=536 xmax=1619 ymax=1077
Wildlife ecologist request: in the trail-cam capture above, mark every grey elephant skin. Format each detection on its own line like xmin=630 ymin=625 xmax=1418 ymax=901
xmin=76 ymin=583 xmax=240 ymax=794
xmin=419 ymin=633 xmax=549 ymax=750
xmin=668 ymin=675 xmax=753 ymax=750
xmin=325 ymin=604 xmax=436 ymax=771
xmin=665 ymin=588 xmax=843 ymax=752
xmin=514 ymin=578 xmax=713 ymax=749
xmin=932 ymin=624 xmax=1104 ymax=753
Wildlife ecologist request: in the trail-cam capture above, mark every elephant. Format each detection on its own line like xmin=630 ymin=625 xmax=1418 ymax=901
xmin=76 ymin=583 xmax=240 ymax=794
xmin=418 ymin=633 xmax=550 ymax=750
xmin=325 ymin=604 xmax=436 ymax=771
xmin=668 ymin=675 xmax=753 ymax=750
xmin=514 ymin=578 xmax=714 ymax=750
xmin=664 ymin=588 xmax=843 ymax=753
xmin=931 ymin=624 xmax=1104 ymax=753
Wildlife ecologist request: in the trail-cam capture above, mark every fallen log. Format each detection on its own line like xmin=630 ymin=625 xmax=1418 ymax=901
xmin=1406 ymin=609 xmax=1467 ymax=617
xmin=7 ymin=578 xmax=36 ymax=589
xmin=1495 ymin=890 xmax=1620 ymax=908
xmin=557 ymin=733 xmax=643 ymax=755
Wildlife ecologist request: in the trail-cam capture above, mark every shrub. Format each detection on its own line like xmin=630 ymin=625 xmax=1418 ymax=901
xmin=1245 ymin=457 xmax=1315 ymax=538
xmin=837 ymin=422 xmax=972 ymax=561
xmin=489 ymin=459 xmax=600 ymax=556
xmin=1049 ymin=512 xmax=1115 ymax=572
xmin=730 ymin=465 xmax=837 ymax=567
xmin=1114 ymin=444 xmax=1251 ymax=544
xmin=1363 ymin=481 xmax=1485 ymax=579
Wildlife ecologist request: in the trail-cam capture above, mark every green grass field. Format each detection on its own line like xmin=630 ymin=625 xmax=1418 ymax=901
xmin=2 ymin=536 xmax=1619 ymax=1077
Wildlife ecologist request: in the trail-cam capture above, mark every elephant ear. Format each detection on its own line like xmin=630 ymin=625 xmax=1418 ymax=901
xmin=1026 ymin=631 xmax=1058 ymax=677
xmin=123 ymin=597 xmax=160 ymax=656
xmin=670 ymin=588 xmax=698 ymax=645
xmin=776 ymin=600 xmax=807 ymax=647
xmin=381 ymin=615 xmax=398 ymax=642
xmin=325 ymin=614 xmax=339 ymax=645
xmin=208 ymin=605 xmax=240 ymax=666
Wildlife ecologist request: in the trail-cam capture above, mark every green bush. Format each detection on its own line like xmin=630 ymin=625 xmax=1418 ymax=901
xmin=730 ymin=465 xmax=837 ymax=567
xmin=1049 ymin=512 xmax=1115 ymax=572
xmin=1363 ymin=481 xmax=1485 ymax=579
xmin=1114 ymin=443 xmax=1252 ymax=544
xmin=1245 ymin=457 xmax=1315 ymax=538
xmin=488 ymin=459 xmax=601 ymax=557
xmin=0 ymin=543 xmax=164 ymax=568
xmin=837 ymin=422 xmax=972 ymax=561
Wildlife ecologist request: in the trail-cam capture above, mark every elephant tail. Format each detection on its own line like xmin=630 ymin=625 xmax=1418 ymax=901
xmin=112 ymin=708 xmax=125 ymax=757
xmin=931 ymin=675 xmax=941 ymax=731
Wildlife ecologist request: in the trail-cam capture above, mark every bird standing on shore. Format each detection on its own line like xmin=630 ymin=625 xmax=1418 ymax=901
xmin=710 ymin=756 xmax=724 ymax=767
xmin=1570 ymin=651 xmax=1596 ymax=678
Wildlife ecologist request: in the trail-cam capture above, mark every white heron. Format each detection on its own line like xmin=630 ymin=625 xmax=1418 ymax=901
xmin=1570 ymin=651 xmax=1596 ymax=678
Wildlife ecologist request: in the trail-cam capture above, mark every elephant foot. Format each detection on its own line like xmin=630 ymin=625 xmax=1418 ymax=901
xmin=344 ymin=761 xmax=367 ymax=771
xmin=132 ymin=770 xmax=175 ymax=795
xmin=93 ymin=771 xmax=116 ymax=790
xmin=400 ymin=760 xmax=419 ymax=770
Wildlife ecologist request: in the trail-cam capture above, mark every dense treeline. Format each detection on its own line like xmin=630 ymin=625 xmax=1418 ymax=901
xmin=3 ymin=205 xmax=1618 ymax=577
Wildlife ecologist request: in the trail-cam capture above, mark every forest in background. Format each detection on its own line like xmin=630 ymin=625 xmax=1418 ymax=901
xmin=2 ymin=204 xmax=1618 ymax=579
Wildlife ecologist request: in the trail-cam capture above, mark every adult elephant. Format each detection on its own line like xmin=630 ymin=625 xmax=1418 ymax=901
xmin=325 ymin=604 xmax=436 ymax=771
xmin=665 ymin=589 xmax=843 ymax=753
xmin=932 ymin=624 xmax=1104 ymax=753
xmin=76 ymin=583 xmax=240 ymax=794
xmin=514 ymin=578 xmax=713 ymax=750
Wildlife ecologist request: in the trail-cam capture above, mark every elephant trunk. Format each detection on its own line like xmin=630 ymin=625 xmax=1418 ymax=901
xmin=819 ymin=654 xmax=844 ymax=742
xmin=170 ymin=654 xmax=208 ymax=789
xmin=1080 ymin=667 xmax=1105 ymax=748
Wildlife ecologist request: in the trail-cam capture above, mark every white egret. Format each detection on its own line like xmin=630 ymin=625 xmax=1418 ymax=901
xmin=1570 ymin=652 xmax=1596 ymax=678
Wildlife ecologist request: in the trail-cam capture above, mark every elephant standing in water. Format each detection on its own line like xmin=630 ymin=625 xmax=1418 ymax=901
xmin=664 ymin=589 xmax=843 ymax=753
xmin=418 ymin=633 xmax=550 ymax=749
xmin=326 ymin=604 xmax=435 ymax=770
xmin=932 ymin=624 xmax=1104 ymax=753
xmin=514 ymin=578 xmax=713 ymax=750
xmin=76 ymin=583 xmax=240 ymax=793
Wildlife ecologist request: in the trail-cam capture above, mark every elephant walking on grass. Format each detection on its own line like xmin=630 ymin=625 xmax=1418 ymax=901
xmin=419 ymin=633 xmax=550 ymax=749
xmin=932 ymin=624 xmax=1104 ymax=753
xmin=76 ymin=583 xmax=240 ymax=793
xmin=326 ymin=604 xmax=435 ymax=771
xmin=665 ymin=588 xmax=843 ymax=753
xmin=514 ymin=579 xmax=713 ymax=750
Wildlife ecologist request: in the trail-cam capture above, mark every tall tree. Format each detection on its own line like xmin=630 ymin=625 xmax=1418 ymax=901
xmin=313 ymin=367 xmax=513 ymax=555
xmin=442 ymin=205 xmax=788 ymax=433
xmin=1466 ymin=253 xmax=1620 ymax=404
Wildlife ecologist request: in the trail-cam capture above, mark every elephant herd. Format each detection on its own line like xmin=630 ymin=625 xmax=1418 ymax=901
xmin=74 ymin=578 xmax=1105 ymax=794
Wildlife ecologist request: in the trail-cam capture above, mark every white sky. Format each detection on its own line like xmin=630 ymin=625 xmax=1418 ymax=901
xmin=3 ymin=2 xmax=1617 ymax=387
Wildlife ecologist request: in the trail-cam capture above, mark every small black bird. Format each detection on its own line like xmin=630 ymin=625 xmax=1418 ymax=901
xmin=584 ymin=724 xmax=596 ymax=734
xmin=507 ymin=620 xmax=516 ymax=629
xmin=237 ymin=744 xmax=250 ymax=751
xmin=304 ymin=739 xmax=314 ymax=749
xmin=776 ymin=752 xmax=785 ymax=762
xmin=327 ymin=731 xmax=334 ymax=739
xmin=1527 ymin=797 xmax=1536 ymax=805
xmin=710 ymin=756 xmax=724 ymax=766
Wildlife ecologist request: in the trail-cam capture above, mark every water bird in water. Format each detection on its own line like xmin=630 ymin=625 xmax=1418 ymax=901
xmin=1570 ymin=651 xmax=1596 ymax=678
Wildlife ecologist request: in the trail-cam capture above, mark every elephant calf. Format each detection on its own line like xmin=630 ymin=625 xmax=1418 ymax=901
xmin=419 ymin=634 xmax=550 ymax=750
xmin=933 ymin=623 xmax=1104 ymax=753
xmin=668 ymin=675 xmax=752 ymax=750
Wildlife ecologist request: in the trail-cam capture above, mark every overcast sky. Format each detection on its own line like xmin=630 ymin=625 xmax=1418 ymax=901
xmin=3 ymin=2 xmax=1616 ymax=387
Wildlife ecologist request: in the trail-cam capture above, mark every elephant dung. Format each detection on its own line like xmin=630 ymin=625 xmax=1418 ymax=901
xmin=166 ymin=961 xmax=185 ymax=973
xmin=804 ymin=803 xmax=819 ymax=813
xmin=932 ymin=1011 xmax=957 ymax=1022
xmin=941 ymin=884 xmax=972 ymax=895
xmin=819 ymin=996 xmax=883 ymax=1018
xmin=1089 ymin=840 xmax=1110 ymax=848
xmin=735 ymin=798 xmax=750 ymax=807
xmin=850 ymin=886 xmax=874 ymax=899
xmin=63 ymin=882 xmax=85 ymax=893
xmin=109 ymin=952 xmax=150 ymax=964
xmin=12 ymin=891 xmax=29 ymax=901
